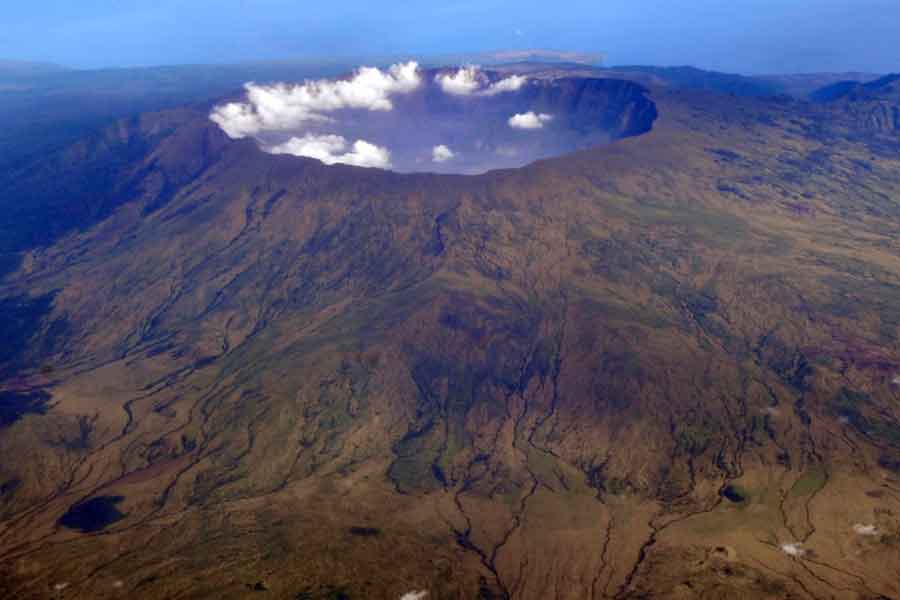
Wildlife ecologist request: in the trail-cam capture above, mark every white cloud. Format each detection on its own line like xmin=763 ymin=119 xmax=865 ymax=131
xmin=432 ymin=144 xmax=455 ymax=163
xmin=508 ymin=111 xmax=554 ymax=130
xmin=268 ymin=133 xmax=391 ymax=169
xmin=436 ymin=66 xmax=528 ymax=97
xmin=210 ymin=61 xmax=421 ymax=139
xmin=436 ymin=66 xmax=482 ymax=96
xmin=482 ymin=74 xmax=527 ymax=96
xmin=400 ymin=592 xmax=428 ymax=600
xmin=780 ymin=542 xmax=805 ymax=557
xmin=853 ymin=523 xmax=879 ymax=536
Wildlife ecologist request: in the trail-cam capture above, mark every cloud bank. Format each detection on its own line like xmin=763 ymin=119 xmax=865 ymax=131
xmin=268 ymin=134 xmax=391 ymax=168
xmin=436 ymin=66 xmax=527 ymax=97
xmin=210 ymin=61 xmax=421 ymax=139
xmin=509 ymin=111 xmax=553 ymax=130
xmin=432 ymin=144 xmax=455 ymax=163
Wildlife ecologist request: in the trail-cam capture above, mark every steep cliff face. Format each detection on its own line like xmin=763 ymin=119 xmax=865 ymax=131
xmin=813 ymin=73 xmax=900 ymax=132
xmin=2 ymin=81 xmax=900 ymax=599
xmin=517 ymin=76 xmax=658 ymax=139
xmin=858 ymin=102 xmax=899 ymax=132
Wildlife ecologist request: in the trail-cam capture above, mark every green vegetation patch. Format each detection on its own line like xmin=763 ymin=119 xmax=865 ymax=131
xmin=790 ymin=466 xmax=827 ymax=497
xmin=388 ymin=420 xmax=445 ymax=494
xmin=674 ymin=416 xmax=719 ymax=457
xmin=603 ymin=477 xmax=629 ymax=496
xmin=627 ymin=198 xmax=750 ymax=249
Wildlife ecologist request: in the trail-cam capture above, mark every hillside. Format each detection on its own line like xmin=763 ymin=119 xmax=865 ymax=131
xmin=1 ymin=76 xmax=900 ymax=599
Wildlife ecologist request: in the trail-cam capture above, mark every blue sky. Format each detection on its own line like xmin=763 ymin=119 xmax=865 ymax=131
xmin=2 ymin=0 xmax=898 ymax=73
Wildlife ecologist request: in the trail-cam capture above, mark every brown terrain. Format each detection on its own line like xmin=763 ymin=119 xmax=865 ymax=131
xmin=1 ymin=70 xmax=900 ymax=599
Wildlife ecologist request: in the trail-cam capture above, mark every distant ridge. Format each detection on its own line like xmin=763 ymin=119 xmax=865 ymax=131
xmin=757 ymin=71 xmax=881 ymax=98
xmin=0 ymin=59 xmax=70 ymax=76
xmin=608 ymin=64 xmax=780 ymax=96
xmin=811 ymin=72 xmax=900 ymax=102
xmin=429 ymin=49 xmax=603 ymax=67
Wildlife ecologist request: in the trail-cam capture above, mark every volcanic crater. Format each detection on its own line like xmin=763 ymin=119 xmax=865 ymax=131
xmin=211 ymin=64 xmax=658 ymax=174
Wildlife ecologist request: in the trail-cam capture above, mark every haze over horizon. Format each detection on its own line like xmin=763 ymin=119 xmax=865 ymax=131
xmin=2 ymin=0 xmax=899 ymax=74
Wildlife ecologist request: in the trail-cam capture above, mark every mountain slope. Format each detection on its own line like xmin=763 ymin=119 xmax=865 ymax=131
xmin=1 ymin=82 xmax=900 ymax=599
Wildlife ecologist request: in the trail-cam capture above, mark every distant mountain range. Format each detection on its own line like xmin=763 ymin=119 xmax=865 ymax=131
xmin=0 ymin=59 xmax=70 ymax=77
xmin=439 ymin=49 xmax=604 ymax=66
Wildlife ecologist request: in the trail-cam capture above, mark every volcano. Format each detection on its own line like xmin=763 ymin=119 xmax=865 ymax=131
xmin=1 ymin=65 xmax=900 ymax=599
